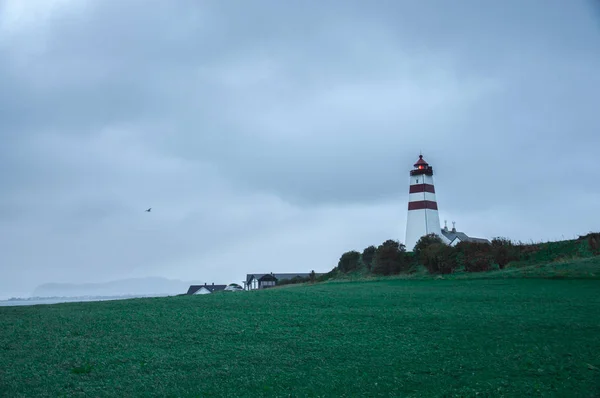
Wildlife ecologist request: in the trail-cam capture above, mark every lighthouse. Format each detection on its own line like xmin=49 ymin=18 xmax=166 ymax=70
xmin=404 ymin=154 xmax=448 ymax=251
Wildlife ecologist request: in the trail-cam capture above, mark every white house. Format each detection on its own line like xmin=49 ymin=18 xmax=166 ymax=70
xmin=186 ymin=283 xmax=227 ymax=295
xmin=244 ymin=272 xmax=322 ymax=290
xmin=441 ymin=222 xmax=491 ymax=246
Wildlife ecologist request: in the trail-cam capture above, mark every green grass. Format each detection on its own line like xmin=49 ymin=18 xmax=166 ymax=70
xmin=2 ymin=275 xmax=600 ymax=396
xmin=456 ymin=256 xmax=600 ymax=280
xmin=505 ymin=238 xmax=596 ymax=269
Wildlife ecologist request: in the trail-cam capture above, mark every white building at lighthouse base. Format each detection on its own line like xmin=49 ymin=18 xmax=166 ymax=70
xmin=440 ymin=223 xmax=490 ymax=246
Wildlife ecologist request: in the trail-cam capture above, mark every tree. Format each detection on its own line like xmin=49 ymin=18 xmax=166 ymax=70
xmin=413 ymin=233 xmax=444 ymax=264
xmin=361 ymin=245 xmax=377 ymax=271
xmin=372 ymin=239 xmax=408 ymax=275
xmin=337 ymin=251 xmax=361 ymax=273
xmin=421 ymin=243 xmax=458 ymax=274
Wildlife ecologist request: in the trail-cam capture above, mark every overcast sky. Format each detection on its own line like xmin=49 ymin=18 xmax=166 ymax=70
xmin=1 ymin=0 xmax=599 ymax=298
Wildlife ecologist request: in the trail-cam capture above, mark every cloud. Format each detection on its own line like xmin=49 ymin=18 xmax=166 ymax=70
xmin=1 ymin=0 xmax=600 ymax=298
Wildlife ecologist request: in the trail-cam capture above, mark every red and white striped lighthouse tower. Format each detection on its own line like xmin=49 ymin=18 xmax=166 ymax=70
xmin=404 ymin=154 xmax=448 ymax=251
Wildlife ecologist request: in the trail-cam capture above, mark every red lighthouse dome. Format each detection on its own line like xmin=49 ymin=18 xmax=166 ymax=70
xmin=410 ymin=155 xmax=433 ymax=176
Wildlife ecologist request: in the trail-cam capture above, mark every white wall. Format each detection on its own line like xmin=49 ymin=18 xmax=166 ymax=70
xmin=410 ymin=174 xmax=434 ymax=185
xmin=408 ymin=192 xmax=437 ymax=202
xmin=405 ymin=209 xmax=443 ymax=251
xmin=405 ymin=173 xmax=442 ymax=251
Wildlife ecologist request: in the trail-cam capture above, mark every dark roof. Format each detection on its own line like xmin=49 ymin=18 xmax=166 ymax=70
xmin=414 ymin=155 xmax=429 ymax=167
xmin=186 ymin=284 xmax=227 ymax=295
xmin=258 ymin=274 xmax=278 ymax=282
xmin=441 ymin=229 xmax=491 ymax=244
xmin=441 ymin=229 xmax=467 ymax=242
xmin=246 ymin=273 xmax=322 ymax=284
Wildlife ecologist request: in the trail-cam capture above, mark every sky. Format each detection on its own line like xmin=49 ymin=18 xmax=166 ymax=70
xmin=1 ymin=0 xmax=600 ymax=298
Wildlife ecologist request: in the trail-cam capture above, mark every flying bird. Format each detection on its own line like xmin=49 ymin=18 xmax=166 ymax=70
xmin=145 ymin=208 xmax=152 ymax=212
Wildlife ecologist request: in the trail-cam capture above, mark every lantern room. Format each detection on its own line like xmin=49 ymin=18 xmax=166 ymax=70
xmin=410 ymin=155 xmax=433 ymax=176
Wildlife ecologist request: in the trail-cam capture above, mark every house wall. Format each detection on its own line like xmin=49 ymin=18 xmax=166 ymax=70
xmin=246 ymin=279 xmax=260 ymax=290
xmin=260 ymin=281 xmax=276 ymax=288
xmin=193 ymin=287 xmax=211 ymax=295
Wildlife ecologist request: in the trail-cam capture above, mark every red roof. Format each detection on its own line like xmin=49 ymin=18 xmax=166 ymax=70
xmin=414 ymin=155 xmax=429 ymax=168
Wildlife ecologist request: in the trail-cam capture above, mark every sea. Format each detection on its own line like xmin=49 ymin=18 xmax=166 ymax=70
xmin=0 ymin=294 xmax=171 ymax=307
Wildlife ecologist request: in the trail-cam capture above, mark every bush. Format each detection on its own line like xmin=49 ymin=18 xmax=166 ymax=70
xmin=316 ymin=269 xmax=337 ymax=282
xmin=372 ymin=240 xmax=408 ymax=275
xmin=421 ymin=243 xmax=458 ymax=274
xmin=491 ymin=237 xmax=520 ymax=269
xmin=583 ymin=233 xmax=600 ymax=255
xmin=277 ymin=276 xmax=310 ymax=286
xmin=463 ymin=252 xmax=493 ymax=272
xmin=517 ymin=243 xmax=541 ymax=261
xmin=413 ymin=234 xmax=444 ymax=263
xmin=455 ymin=241 xmax=493 ymax=272
xmin=361 ymin=246 xmax=377 ymax=271
xmin=337 ymin=251 xmax=361 ymax=273
xmin=455 ymin=241 xmax=491 ymax=256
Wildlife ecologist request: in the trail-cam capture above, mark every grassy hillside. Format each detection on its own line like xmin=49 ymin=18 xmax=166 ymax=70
xmin=452 ymin=255 xmax=600 ymax=280
xmin=2 ymin=273 xmax=600 ymax=396
xmin=327 ymin=255 xmax=600 ymax=283
xmin=504 ymin=235 xmax=598 ymax=267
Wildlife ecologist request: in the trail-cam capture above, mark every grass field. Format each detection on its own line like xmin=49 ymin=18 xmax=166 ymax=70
xmin=2 ymin=265 xmax=600 ymax=397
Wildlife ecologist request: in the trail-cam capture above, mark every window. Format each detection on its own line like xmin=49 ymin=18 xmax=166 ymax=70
xmin=261 ymin=280 xmax=276 ymax=288
xmin=416 ymin=178 xmax=419 ymax=183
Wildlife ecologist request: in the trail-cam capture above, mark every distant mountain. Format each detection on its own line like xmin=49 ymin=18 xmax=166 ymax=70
xmin=32 ymin=277 xmax=206 ymax=298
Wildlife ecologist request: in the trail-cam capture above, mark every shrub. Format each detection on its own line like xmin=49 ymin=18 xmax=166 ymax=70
xmin=278 ymin=276 xmax=310 ymax=286
xmin=404 ymin=251 xmax=419 ymax=269
xmin=337 ymin=251 xmax=361 ymax=273
xmin=463 ymin=252 xmax=493 ymax=272
xmin=517 ymin=243 xmax=541 ymax=261
xmin=317 ymin=269 xmax=337 ymax=282
xmin=372 ymin=240 xmax=408 ymax=275
xmin=455 ymin=241 xmax=491 ymax=256
xmin=456 ymin=241 xmax=493 ymax=272
xmin=413 ymin=233 xmax=444 ymax=263
xmin=421 ymin=243 xmax=458 ymax=274
xmin=584 ymin=233 xmax=600 ymax=255
xmin=491 ymin=237 xmax=520 ymax=269
xmin=361 ymin=246 xmax=377 ymax=271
